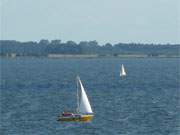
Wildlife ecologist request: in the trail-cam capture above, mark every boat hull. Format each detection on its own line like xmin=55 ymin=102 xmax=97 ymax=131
xmin=58 ymin=114 xmax=93 ymax=122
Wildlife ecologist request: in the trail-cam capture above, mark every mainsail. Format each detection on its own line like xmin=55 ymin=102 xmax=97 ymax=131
xmin=120 ymin=64 xmax=126 ymax=76
xmin=77 ymin=77 xmax=93 ymax=114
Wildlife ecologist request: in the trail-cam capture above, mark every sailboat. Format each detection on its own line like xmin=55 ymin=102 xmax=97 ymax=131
xmin=58 ymin=76 xmax=94 ymax=122
xmin=120 ymin=64 xmax=126 ymax=77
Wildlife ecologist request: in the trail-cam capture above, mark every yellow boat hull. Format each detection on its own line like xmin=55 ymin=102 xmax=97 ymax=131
xmin=58 ymin=115 xmax=93 ymax=122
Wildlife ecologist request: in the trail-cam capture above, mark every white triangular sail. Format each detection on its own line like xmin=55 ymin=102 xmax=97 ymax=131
xmin=120 ymin=64 xmax=126 ymax=76
xmin=77 ymin=77 xmax=93 ymax=114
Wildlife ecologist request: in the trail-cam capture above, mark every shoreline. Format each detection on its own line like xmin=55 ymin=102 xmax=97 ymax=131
xmin=0 ymin=54 xmax=179 ymax=59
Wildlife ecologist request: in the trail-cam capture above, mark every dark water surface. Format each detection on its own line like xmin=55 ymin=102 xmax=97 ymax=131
xmin=1 ymin=57 xmax=180 ymax=135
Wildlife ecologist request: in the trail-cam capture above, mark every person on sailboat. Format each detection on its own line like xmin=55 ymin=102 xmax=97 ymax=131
xmin=62 ymin=112 xmax=73 ymax=116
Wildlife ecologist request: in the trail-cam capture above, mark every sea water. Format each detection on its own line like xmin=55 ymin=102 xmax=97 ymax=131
xmin=0 ymin=57 xmax=179 ymax=135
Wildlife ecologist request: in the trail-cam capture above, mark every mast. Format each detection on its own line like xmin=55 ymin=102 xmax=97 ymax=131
xmin=76 ymin=76 xmax=79 ymax=113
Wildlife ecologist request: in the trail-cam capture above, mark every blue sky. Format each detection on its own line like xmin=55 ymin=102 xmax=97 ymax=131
xmin=1 ymin=0 xmax=179 ymax=44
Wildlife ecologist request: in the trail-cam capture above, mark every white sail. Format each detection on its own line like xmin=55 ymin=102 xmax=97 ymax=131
xmin=120 ymin=64 xmax=126 ymax=76
xmin=77 ymin=77 xmax=93 ymax=114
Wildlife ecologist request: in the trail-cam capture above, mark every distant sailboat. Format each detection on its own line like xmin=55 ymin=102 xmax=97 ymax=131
xmin=58 ymin=76 xmax=94 ymax=122
xmin=120 ymin=64 xmax=126 ymax=77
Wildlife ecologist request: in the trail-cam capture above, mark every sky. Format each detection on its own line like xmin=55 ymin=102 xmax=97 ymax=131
xmin=0 ymin=0 xmax=180 ymax=44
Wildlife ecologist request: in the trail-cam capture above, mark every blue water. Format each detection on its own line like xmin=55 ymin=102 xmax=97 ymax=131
xmin=0 ymin=57 xmax=180 ymax=135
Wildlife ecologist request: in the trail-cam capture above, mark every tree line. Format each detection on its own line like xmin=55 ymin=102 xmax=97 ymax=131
xmin=0 ymin=40 xmax=179 ymax=57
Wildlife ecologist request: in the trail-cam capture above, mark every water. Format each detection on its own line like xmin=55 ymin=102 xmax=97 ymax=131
xmin=0 ymin=57 xmax=180 ymax=135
